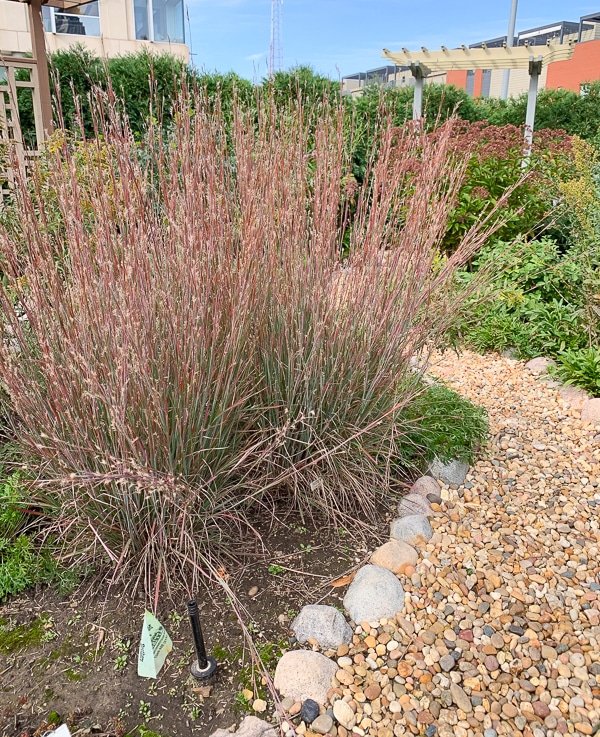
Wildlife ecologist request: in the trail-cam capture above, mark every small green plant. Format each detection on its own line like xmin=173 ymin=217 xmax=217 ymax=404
xmin=114 ymin=638 xmax=131 ymax=671
xmin=289 ymin=522 xmax=308 ymax=533
xmin=0 ymin=472 xmax=83 ymax=601
xmin=41 ymin=615 xmax=57 ymax=642
xmin=235 ymin=691 xmax=249 ymax=706
xmin=0 ymin=472 xmax=26 ymax=539
xmin=183 ymin=701 xmax=202 ymax=720
xmin=268 ymin=564 xmax=285 ymax=575
xmin=168 ymin=611 xmax=183 ymax=628
xmin=138 ymin=700 xmax=152 ymax=721
xmin=47 ymin=712 xmax=61 ymax=726
xmin=299 ymin=543 xmax=312 ymax=553
xmin=553 ymin=347 xmax=600 ymax=396
xmin=177 ymin=653 xmax=191 ymax=669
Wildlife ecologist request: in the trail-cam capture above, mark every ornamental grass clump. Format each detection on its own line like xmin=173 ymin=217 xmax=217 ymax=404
xmin=0 ymin=92 xmax=510 ymax=593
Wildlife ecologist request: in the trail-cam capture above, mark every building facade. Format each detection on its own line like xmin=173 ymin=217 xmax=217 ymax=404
xmin=0 ymin=0 xmax=189 ymax=61
xmin=343 ymin=11 xmax=600 ymax=99
xmin=342 ymin=65 xmax=445 ymax=97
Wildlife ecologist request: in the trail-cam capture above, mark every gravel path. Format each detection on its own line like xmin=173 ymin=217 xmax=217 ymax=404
xmin=316 ymin=351 xmax=600 ymax=737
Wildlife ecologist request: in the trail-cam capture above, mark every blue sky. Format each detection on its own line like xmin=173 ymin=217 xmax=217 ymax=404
xmin=185 ymin=1 xmax=600 ymax=81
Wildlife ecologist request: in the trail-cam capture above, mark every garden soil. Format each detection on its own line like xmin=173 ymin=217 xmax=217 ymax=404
xmin=0 ymin=515 xmax=386 ymax=737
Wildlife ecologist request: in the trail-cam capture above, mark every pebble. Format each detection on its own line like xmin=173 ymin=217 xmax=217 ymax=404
xmin=450 ymin=683 xmax=472 ymax=713
xmin=440 ymin=654 xmax=456 ymax=671
xmin=300 ymin=699 xmax=320 ymax=724
xmin=282 ymin=351 xmax=600 ymax=737
xmin=484 ymin=655 xmax=499 ymax=671
xmin=311 ymin=714 xmax=333 ymax=735
xmin=333 ymin=699 xmax=356 ymax=730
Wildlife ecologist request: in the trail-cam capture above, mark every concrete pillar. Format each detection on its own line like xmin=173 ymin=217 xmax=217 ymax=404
xmin=523 ymin=55 xmax=542 ymax=157
xmin=410 ymin=62 xmax=424 ymax=121
xmin=500 ymin=0 xmax=519 ymax=99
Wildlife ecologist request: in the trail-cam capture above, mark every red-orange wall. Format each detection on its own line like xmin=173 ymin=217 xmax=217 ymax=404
xmin=546 ymin=39 xmax=600 ymax=92
xmin=446 ymin=70 xmax=485 ymax=96
xmin=473 ymin=69 xmax=484 ymax=97
xmin=446 ymin=70 xmax=468 ymax=89
xmin=434 ymin=41 xmax=600 ymax=96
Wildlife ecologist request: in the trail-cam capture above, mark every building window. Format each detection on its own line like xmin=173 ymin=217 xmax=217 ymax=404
xmin=480 ymin=69 xmax=492 ymax=98
xmin=42 ymin=1 xmax=101 ymax=36
xmin=466 ymin=69 xmax=475 ymax=96
xmin=134 ymin=0 xmax=185 ymax=43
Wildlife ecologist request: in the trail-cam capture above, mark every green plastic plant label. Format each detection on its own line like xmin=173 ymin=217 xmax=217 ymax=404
xmin=137 ymin=610 xmax=173 ymax=678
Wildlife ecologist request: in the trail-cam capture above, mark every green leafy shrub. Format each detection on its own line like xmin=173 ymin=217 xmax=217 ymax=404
xmin=0 ymin=92 xmax=507 ymax=594
xmin=455 ymin=128 xmax=600 ymax=399
xmin=16 ymin=46 xmax=195 ymax=142
xmin=0 ymin=472 xmax=25 ymax=539
xmin=459 ymin=236 xmax=592 ymax=357
xmin=0 ymin=534 xmax=80 ymax=601
xmin=0 ymin=534 xmax=37 ymax=601
xmin=517 ymin=299 xmax=587 ymax=356
xmin=553 ymin=347 xmax=600 ymax=396
xmin=0 ymin=473 xmax=39 ymax=600
xmin=0 ymin=472 xmax=82 ymax=600
xmin=459 ymin=306 xmax=530 ymax=356
xmin=473 ymin=82 xmax=600 ymax=140
xmin=399 ymin=381 xmax=488 ymax=467
xmin=438 ymin=122 xmax=573 ymax=253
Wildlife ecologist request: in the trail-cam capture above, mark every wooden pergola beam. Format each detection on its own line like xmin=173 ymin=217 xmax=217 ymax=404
xmin=28 ymin=0 xmax=53 ymax=135
xmin=382 ymin=40 xmax=576 ymax=145
xmin=382 ymin=41 xmax=575 ymax=72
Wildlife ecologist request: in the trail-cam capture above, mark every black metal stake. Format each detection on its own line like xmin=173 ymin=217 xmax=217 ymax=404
xmin=188 ymin=599 xmax=217 ymax=680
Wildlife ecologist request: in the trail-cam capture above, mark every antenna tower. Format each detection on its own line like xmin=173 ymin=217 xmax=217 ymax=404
xmin=269 ymin=0 xmax=283 ymax=76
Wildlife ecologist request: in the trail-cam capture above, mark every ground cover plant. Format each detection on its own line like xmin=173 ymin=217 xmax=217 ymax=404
xmin=0 ymin=87 xmax=512 ymax=600
xmin=0 ymin=470 xmax=79 ymax=600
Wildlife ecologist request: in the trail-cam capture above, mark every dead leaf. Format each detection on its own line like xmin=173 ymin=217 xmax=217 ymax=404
xmin=192 ymin=685 xmax=212 ymax=697
xmin=95 ymin=628 xmax=105 ymax=654
xmin=330 ymin=570 xmax=356 ymax=587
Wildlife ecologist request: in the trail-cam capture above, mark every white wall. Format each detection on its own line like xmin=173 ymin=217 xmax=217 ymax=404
xmin=0 ymin=0 xmax=189 ymax=61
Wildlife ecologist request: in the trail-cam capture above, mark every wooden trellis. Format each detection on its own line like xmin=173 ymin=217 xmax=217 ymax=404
xmin=0 ymin=0 xmax=90 ymax=199
xmin=0 ymin=57 xmax=45 ymax=199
